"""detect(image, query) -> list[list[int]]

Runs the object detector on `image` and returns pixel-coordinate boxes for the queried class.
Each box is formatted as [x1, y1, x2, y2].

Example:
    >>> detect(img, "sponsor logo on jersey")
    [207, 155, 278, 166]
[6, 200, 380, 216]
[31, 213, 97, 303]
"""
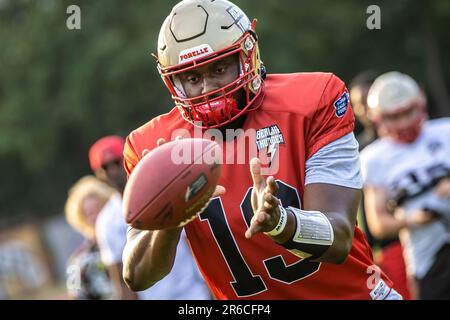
[179, 44, 213, 63]
[334, 91, 349, 118]
[255, 125, 285, 167]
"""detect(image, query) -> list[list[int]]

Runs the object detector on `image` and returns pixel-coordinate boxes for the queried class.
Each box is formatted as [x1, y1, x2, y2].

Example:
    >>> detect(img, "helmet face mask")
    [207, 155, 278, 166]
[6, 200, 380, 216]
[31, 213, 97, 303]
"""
[379, 101, 426, 143]
[156, 0, 265, 129]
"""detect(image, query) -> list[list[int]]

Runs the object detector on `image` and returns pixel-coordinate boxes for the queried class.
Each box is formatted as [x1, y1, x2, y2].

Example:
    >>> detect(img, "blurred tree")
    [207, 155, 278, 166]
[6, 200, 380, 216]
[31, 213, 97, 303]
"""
[0, 0, 449, 220]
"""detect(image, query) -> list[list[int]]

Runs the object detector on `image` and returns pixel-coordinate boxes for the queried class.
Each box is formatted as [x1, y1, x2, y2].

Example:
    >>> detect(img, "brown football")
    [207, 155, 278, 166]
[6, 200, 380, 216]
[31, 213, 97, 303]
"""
[123, 138, 221, 230]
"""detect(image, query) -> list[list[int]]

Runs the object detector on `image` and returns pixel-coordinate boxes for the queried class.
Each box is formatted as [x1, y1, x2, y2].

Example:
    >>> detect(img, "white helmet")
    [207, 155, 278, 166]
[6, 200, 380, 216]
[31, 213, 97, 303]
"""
[156, 0, 265, 128]
[367, 71, 423, 116]
[367, 71, 426, 143]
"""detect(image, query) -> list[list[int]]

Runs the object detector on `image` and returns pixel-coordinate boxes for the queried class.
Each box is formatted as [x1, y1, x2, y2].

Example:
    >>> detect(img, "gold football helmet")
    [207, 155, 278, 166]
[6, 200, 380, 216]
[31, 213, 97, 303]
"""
[156, 0, 265, 128]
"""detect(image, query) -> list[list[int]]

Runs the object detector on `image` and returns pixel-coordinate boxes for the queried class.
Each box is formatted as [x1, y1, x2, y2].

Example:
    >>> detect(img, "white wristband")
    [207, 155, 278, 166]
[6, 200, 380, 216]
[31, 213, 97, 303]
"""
[289, 207, 334, 246]
[264, 205, 288, 237]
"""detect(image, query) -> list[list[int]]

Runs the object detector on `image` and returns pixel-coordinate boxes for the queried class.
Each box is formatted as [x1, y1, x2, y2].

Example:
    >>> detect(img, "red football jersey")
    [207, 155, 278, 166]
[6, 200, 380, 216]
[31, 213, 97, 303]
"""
[124, 73, 394, 299]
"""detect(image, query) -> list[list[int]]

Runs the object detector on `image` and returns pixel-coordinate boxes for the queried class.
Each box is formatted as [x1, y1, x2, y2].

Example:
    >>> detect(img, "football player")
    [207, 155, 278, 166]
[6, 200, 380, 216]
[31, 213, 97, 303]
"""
[361, 71, 450, 299]
[122, 0, 400, 299]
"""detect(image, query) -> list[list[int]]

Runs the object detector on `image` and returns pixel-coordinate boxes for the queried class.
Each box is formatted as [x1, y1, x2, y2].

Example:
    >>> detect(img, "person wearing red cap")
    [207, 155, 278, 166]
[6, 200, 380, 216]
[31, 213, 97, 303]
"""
[89, 136, 128, 194]
[88, 135, 137, 299]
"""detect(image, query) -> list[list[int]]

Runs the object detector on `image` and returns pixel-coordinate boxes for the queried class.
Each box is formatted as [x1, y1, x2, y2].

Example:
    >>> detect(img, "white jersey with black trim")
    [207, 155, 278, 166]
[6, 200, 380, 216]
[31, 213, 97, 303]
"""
[360, 118, 450, 278]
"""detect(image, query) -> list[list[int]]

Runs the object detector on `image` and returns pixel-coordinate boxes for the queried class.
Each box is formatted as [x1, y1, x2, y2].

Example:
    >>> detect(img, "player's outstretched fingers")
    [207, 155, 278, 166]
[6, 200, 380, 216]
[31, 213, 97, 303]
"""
[264, 193, 278, 205]
[157, 138, 167, 147]
[142, 149, 150, 157]
[250, 158, 263, 188]
[263, 193, 278, 210]
[256, 211, 271, 223]
[265, 176, 279, 196]
[245, 211, 270, 239]
[213, 185, 226, 197]
[245, 218, 260, 239]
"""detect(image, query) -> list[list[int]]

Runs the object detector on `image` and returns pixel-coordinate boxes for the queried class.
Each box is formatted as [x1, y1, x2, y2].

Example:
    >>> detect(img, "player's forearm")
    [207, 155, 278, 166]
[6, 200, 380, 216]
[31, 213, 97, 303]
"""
[122, 228, 182, 291]
[318, 211, 354, 263]
[367, 211, 407, 240]
[107, 263, 138, 299]
[364, 186, 406, 239]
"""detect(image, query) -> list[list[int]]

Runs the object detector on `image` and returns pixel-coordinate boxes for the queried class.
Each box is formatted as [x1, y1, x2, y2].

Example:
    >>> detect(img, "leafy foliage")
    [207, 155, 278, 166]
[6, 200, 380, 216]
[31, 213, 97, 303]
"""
[0, 0, 449, 219]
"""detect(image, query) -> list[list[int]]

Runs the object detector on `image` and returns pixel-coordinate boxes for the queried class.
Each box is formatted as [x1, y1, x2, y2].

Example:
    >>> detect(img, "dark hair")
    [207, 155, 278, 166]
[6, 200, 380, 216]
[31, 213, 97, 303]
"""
[349, 70, 380, 90]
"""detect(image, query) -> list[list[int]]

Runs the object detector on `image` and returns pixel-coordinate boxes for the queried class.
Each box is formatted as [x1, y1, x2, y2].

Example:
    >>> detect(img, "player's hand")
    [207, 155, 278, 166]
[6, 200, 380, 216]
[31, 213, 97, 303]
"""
[245, 158, 281, 239]
[435, 178, 450, 198]
[402, 209, 437, 228]
[142, 138, 225, 198]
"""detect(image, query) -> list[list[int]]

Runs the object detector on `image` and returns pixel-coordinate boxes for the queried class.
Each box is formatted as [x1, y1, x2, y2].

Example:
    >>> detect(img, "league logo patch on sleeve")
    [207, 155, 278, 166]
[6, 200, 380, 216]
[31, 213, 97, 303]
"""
[334, 91, 349, 118]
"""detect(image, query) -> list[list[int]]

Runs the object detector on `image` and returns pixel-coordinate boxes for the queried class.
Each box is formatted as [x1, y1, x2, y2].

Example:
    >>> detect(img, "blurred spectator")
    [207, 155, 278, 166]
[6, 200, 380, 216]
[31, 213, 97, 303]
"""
[89, 136, 128, 194]
[64, 176, 116, 300]
[349, 70, 380, 151]
[350, 71, 411, 299]
[89, 136, 212, 300]
[361, 71, 450, 299]
[89, 136, 137, 299]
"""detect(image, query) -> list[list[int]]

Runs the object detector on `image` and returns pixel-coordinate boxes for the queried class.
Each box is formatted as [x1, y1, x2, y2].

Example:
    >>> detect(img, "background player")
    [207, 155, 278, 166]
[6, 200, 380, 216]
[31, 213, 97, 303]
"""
[361, 71, 450, 299]
[349, 71, 411, 299]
